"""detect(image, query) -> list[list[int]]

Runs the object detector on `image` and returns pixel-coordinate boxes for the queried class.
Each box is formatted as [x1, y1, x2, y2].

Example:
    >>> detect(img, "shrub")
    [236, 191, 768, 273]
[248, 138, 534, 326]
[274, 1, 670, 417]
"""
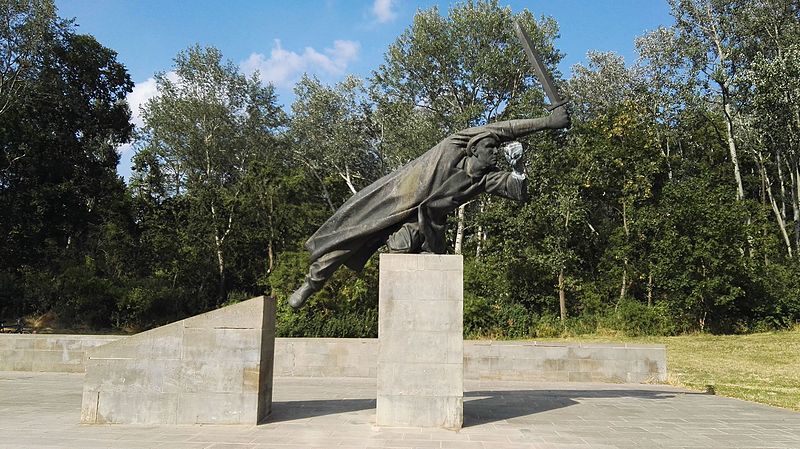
[599, 300, 676, 336]
[269, 251, 378, 338]
[464, 293, 492, 337]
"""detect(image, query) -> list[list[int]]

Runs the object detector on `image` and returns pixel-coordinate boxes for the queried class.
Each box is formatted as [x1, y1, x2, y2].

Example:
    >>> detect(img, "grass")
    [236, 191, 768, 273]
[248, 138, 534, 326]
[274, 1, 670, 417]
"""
[547, 328, 800, 411]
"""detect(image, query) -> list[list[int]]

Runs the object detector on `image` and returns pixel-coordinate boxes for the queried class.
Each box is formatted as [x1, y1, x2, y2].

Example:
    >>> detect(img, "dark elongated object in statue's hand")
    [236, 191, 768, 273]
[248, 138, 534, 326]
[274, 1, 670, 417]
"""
[513, 19, 567, 111]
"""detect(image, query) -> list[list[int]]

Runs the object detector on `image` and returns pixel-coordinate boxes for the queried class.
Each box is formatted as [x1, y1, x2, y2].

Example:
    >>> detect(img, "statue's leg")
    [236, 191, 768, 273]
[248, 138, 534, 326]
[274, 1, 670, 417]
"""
[288, 249, 350, 309]
[386, 223, 423, 253]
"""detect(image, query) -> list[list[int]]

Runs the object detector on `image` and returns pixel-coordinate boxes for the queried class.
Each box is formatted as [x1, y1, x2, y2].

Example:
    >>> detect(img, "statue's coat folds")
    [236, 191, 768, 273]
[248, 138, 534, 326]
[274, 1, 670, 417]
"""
[305, 116, 559, 272]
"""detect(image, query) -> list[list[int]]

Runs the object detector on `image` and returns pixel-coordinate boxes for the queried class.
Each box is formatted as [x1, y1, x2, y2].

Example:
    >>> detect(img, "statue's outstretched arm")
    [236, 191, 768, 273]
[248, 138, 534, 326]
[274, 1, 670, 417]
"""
[460, 104, 571, 141]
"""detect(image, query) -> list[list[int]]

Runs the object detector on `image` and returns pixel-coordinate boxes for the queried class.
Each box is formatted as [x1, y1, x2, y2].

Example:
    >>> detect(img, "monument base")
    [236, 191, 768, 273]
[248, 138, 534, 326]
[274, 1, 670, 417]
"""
[80, 296, 276, 425]
[376, 254, 463, 429]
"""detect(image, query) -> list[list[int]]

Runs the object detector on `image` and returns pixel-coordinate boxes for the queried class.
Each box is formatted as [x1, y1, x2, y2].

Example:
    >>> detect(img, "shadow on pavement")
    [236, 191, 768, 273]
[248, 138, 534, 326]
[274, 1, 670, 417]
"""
[267, 398, 376, 423]
[464, 388, 679, 426]
[265, 388, 686, 426]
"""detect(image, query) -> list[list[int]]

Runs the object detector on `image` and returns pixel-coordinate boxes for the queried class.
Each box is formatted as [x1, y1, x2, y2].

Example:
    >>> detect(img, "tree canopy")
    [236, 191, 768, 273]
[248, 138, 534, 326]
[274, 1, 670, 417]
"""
[2, 0, 800, 336]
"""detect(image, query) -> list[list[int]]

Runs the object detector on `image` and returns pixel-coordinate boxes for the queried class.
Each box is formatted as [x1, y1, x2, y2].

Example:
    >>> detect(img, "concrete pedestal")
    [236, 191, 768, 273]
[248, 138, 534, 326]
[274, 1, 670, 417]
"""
[376, 254, 463, 429]
[80, 296, 276, 425]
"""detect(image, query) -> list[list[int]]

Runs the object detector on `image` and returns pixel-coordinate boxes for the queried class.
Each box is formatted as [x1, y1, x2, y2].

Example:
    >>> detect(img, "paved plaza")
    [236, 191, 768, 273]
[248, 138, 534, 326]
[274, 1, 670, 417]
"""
[1, 371, 799, 449]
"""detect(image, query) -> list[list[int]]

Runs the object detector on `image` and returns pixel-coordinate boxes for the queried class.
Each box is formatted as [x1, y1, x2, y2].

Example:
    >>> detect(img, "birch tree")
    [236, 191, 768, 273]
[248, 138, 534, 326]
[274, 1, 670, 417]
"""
[135, 45, 284, 305]
[289, 75, 377, 209]
[670, 0, 753, 201]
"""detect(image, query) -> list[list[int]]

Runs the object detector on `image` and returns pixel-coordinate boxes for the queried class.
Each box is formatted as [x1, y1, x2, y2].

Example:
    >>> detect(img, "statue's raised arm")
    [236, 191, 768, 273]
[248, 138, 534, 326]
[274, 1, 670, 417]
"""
[459, 104, 571, 141]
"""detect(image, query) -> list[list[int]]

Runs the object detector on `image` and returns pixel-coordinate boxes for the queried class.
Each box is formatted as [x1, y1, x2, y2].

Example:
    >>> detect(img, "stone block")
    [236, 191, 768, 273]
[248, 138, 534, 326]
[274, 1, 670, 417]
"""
[176, 392, 256, 424]
[81, 296, 276, 425]
[181, 328, 263, 362]
[0, 336, 14, 350]
[377, 362, 463, 396]
[377, 330, 462, 364]
[377, 254, 463, 429]
[376, 395, 463, 428]
[90, 326, 182, 360]
[380, 300, 462, 333]
[95, 391, 179, 424]
[12, 337, 35, 350]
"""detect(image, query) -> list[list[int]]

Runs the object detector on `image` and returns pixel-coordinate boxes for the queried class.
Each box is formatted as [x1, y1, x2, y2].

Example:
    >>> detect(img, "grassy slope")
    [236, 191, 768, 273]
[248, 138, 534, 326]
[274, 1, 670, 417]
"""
[549, 329, 800, 411]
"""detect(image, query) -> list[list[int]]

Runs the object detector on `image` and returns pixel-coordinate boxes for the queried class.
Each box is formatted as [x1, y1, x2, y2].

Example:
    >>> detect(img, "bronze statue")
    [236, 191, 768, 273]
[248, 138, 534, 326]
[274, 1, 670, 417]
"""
[288, 107, 571, 308]
[289, 20, 571, 309]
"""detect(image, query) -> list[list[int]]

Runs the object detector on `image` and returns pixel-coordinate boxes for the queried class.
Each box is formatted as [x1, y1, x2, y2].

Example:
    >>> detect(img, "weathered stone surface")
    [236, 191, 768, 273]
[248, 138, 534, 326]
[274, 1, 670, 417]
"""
[79, 296, 276, 425]
[1, 336, 667, 384]
[0, 334, 118, 373]
[275, 338, 377, 378]
[376, 394, 463, 428]
[377, 254, 463, 429]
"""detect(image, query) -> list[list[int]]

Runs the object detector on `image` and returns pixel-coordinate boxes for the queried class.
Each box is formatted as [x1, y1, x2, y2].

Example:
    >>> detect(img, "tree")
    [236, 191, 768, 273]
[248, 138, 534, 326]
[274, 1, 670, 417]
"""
[0, 8, 134, 324]
[134, 45, 285, 306]
[289, 75, 378, 209]
[0, 0, 62, 117]
[670, 0, 752, 201]
[738, 0, 800, 258]
[567, 51, 665, 307]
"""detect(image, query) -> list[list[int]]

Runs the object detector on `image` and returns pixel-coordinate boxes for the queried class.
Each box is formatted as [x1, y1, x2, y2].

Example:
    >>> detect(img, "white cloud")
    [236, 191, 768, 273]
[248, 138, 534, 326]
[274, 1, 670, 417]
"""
[126, 77, 158, 129]
[116, 142, 134, 156]
[240, 39, 360, 88]
[372, 0, 397, 23]
[118, 71, 178, 155]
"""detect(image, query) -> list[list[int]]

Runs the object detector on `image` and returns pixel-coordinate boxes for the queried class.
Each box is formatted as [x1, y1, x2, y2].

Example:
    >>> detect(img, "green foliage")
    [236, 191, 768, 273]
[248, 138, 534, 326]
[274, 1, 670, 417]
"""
[4, 0, 800, 336]
[269, 251, 378, 338]
[290, 75, 379, 202]
[463, 293, 492, 337]
[132, 44, 287, 309]
[598, 300, 676, 337]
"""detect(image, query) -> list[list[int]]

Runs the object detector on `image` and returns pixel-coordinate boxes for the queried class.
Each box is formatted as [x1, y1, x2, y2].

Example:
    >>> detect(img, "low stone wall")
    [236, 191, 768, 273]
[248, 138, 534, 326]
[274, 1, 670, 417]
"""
[0, 334, 120, 373]
[1, 335, 667, 383]
[276, 338, 378, 378]
[465, 340, 666, 383]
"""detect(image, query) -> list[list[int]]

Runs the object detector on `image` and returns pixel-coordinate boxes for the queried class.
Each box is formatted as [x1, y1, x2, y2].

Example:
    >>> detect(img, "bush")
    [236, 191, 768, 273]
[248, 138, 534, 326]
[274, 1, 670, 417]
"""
[58, 263, 120, 329]
[269, 251, 378, 338]
[491, 300, 532, 338]
[113, 278, 191, 331]
[598, 300, 676, 336]
[530, 313, 563, 338]
[464, 293, 493, 337]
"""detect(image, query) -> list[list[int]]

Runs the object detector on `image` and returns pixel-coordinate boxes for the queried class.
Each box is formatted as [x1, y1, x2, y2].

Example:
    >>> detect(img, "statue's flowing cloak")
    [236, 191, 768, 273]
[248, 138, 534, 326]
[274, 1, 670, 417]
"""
[305, 117, 554, 271]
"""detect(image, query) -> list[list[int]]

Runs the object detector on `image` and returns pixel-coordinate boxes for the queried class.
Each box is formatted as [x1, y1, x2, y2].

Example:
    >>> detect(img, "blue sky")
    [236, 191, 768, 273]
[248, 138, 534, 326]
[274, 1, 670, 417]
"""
[55, 0, 674, 179]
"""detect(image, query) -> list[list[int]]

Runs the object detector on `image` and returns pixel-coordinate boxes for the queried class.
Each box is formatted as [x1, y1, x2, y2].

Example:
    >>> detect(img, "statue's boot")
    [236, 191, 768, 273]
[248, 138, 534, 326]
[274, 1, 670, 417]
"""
[288, 278, 318, 309]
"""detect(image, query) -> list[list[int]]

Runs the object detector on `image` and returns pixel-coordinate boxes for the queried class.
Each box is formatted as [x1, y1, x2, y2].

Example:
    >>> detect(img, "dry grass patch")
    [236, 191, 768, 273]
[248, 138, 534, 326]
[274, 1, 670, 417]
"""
[545, 329, 800, 411]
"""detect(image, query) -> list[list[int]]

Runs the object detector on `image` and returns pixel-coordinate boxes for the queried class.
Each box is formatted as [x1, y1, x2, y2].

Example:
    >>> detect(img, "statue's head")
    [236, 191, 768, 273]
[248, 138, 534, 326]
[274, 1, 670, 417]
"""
[466, 132, 500, 168]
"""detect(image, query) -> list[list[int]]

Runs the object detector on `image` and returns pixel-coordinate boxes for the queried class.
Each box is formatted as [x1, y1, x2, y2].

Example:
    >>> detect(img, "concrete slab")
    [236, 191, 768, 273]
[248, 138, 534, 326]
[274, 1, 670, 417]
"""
[2, 371, 799, 448]
[80, 296, 276, 425]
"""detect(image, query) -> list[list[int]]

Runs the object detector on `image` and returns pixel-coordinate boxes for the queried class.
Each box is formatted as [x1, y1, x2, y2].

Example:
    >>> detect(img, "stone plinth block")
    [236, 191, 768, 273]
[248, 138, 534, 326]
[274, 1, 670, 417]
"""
[377, 254, 463, 429]
[80, 296, 276, 425]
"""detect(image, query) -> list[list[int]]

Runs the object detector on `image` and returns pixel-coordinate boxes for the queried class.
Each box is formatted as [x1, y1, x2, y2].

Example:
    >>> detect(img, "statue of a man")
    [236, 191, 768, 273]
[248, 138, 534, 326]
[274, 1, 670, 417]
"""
[289, 105, 571, 308]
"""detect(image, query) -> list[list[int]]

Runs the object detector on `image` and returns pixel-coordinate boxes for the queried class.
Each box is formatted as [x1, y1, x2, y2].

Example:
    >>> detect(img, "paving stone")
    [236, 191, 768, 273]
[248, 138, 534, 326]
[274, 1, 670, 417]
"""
[2, 371, 800, 448]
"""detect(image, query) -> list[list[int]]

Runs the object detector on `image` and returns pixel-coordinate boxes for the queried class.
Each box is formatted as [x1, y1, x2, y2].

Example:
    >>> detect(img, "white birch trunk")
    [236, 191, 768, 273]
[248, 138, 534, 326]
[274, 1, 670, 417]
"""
[558, 268, 567, 321]
[454, 204, 465, 255]
[758, 153, 794, 258]
[723, 100, 745, 201]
